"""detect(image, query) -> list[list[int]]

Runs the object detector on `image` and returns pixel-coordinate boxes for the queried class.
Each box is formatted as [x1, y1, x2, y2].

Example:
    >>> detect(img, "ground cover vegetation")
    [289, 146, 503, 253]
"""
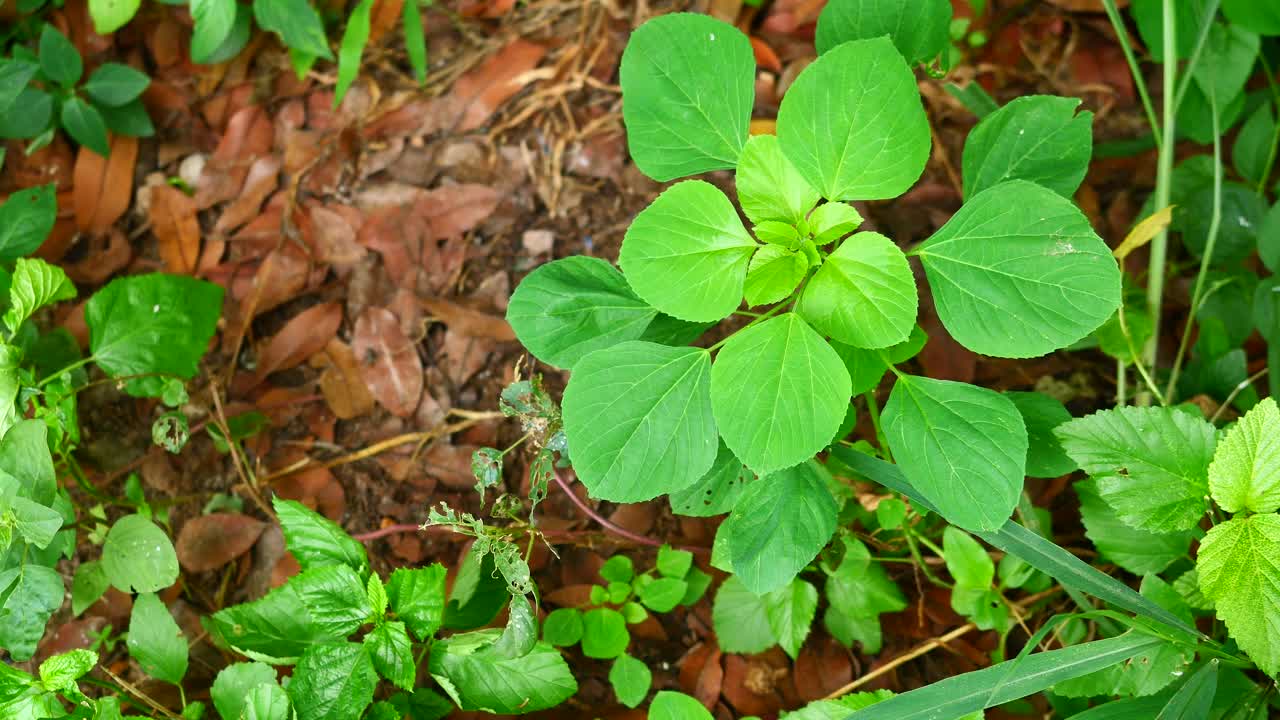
[1, 0, 1280, 718]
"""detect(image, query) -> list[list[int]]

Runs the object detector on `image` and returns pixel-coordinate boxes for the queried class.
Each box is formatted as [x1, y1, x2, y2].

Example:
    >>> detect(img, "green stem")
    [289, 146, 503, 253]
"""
[1139, 0, 1179, 404]
[1101, 0, 1161, 143]
[1270, 341, 1280, 401]
[903, 526, 950, 588]
[863, 390, 892, 462]
[1170, 0, 1222, 113]
[706, 301, 788, 352]
[38, 356, 94, 388]
[1165, 86, 1223, 402]
[1116, 358, 1127, 406]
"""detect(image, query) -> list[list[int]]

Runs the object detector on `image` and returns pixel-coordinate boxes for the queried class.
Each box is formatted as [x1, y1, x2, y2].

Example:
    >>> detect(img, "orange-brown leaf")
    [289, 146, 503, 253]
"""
[319, 339, 376, 419]
[176, 514, 266, 572]
[246, 302, 343, 389]
[451, 39, 547, 132]
[72, 134, 138, 234]
[352, 306, 423, 417]
[150, 185, 201, 274]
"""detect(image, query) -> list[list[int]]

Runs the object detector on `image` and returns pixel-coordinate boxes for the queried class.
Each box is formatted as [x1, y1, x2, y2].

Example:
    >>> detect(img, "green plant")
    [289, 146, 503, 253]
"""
[0, 23, 153, 157]
[540, 545, 710, 708]
[0, 187, 222, 675]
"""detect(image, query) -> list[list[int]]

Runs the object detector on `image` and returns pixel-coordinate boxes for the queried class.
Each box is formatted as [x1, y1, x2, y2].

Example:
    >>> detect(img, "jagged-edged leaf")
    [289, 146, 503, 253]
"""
[1197, 514, 1280, 675]
[1075, 479, 1192, 576]
[1208, 397, 1280, 514]
[1055, 406, 1216, 533]
[619, 13, 753, 180]
[776, 37, 929, 201]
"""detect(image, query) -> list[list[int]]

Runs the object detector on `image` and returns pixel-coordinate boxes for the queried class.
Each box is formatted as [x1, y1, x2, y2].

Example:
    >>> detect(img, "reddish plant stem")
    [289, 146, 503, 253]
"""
[353, 523, 428, 542]
[551, 469, 710, 556]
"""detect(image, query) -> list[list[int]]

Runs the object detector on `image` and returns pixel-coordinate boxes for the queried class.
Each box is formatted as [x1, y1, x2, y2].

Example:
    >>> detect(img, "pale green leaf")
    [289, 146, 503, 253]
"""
[190, 0, 238, 62]
[961, 95, 1092, 200]
[581, 608, 629, 659]
[365, 620, 414, 691]
[916, 180, 1121, 358]
[650, 691, 713, 720]
[883, 375, 1027, 532]
[657, 545, 693, 579]
[722, 461, 838, 594]
[242, 683, 291, 720]
[386, 564, 447, 641]
[37, 649, 96, 693]
[668, 440, 753, 517]
[542, 608, 583, 646]
[507, 256, 655, 369]
[942, 527, 994, 588]
[11, 497, 63, 549]
[1075, 479, 1192, 576]
[609, 655, 651, 709]
[102, 514, 179, 593]
[619, 181, 757, 322]
[619, 13, 753, 180]
[824, 540, 906, 654]
[71, 560, 109, 617]
[1197, 514, 1280, 675]
[4, 258, 75, 334]
[88, 0, 142, 34]
[1208, 397, 1280, 514]
[711, 313, 850, 474]
[128, 592, 187, 685]
[743, 245, 808, 306]
[735, 134, 819, 224]
[777, 37, 929, 201]
[334, 0, 373, 105]
[563, 342, 715, 501]
[1005, 391, 1077, 478]
[809, 202, 863, 245]
[831, 324, 927, 396]
[211, 662, 278, 720]
[1055, 406, 1216, 533]
[288, 643, 377, 720]
[429, 631, 577, 714]
[712, 575, 776, 653]
[797, 231, 916, 348]
[1234, 100, 1275, 186]
[815, 0, 952, 63]
[765, 579, 818, 659]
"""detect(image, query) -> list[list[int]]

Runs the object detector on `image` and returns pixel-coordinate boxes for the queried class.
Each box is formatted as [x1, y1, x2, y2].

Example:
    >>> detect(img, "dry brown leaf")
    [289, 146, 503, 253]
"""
[451, 39, 547, 132]
[150, 185, 201, 274]
[242, 302, 343, 392]
[175, 513, 267, 572]
[368, 0, 405, 43]
[542, 584, 596, 608]
[196, 105, 273, 209]
[307, 205, 367, 268]
[214, 156, 281, 234]
[319, 340, 376, 419]
[72, 134, 138, 234]
[793, 636, 853, 701]
[420, 298, 514, 341]
[274, 466, 346, 521]
[352, 306, 422, 417]
[416, 184, 500, 239]
[679, 644, 725, 709]
[65, 228, 131, 284]
[421, 442, 476, 489]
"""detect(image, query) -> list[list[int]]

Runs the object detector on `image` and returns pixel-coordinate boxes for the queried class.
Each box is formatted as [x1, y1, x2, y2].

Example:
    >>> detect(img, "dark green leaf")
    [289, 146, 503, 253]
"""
[1075, 479, 1193, 576]
[1155, 660, 1218, 719]
[668, 440, 753, 517]
[288, 643, 377, 720]
[71, 560, 109, 616]
[824, 539, 906, 654]
[1192, 23, 1259, 105]
[0, 184, 55, 261]
[387, 564, 446, 641]
[1234, 100, 1275, 186]
[402, 0, 427, 84]
[253, 0, 333, 59]
[86, 274, 224, 397]
[1005, 391, 1077, 478]
[765, 578, 817, 659]
[127, 592, 187, 685]
[365, 620, 414, 690]
[0, 60, 38, 116]
[961, 95, 1093, 199]
[98, 98, 154, 137]
[0, 565, 62, 661]
[0, 421, 56, 505]
[293, 564, 371, 635]
[38, 25, 82, 87]
[428, 630, 577, 714]
[712, 575, 776, 653]
[272, 497, 369, 574]
[619, 13, 753, 180]
[84, 63, 150, 107]
[0, 88, 53, 139]
[815, 0, 951, 63]
[1223, 0, 1280, 34]
[61, 98, 110, 158]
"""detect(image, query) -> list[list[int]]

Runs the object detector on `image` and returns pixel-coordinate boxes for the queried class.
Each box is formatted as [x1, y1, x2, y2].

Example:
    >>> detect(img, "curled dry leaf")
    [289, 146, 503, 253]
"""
[351, 306, 423, 417]
[65, 228, 132, 284]
[150, 185, 201, 274]
[214, 156, 281, 234]
[242, 302, 343, 392]
[318, 339, 376, 420]
[306, 205, 367, 268]
[72, 134, 138, 234]
[196, 105, 274, 209]
[451, 39, 548, 132]
[273, 466, 346, 521]
[175, 513, 267, 573]
[420, 298, 514, 341]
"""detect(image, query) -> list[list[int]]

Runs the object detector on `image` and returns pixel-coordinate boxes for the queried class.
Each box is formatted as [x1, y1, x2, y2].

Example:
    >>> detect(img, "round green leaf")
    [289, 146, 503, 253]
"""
[651, 691, 714, 720]
[743, 245, 808, 307]
[637, 578, 687, 613]
[797, 231, 916, 348]
[722, 462, 838, 594]
[736, 134, 820, 224]
[777, 37, 929, 201]
[507, 256, 656, 369]
[961, 95, 1093, 200]
[619, 13, 754, 181]
[563, 342, 716, 502]
[711, 313, 850, 474]
[89, 0, 142, 34]
[883, 376, 1027, 532]
[916, 180, 1121, 358]
[102, 514, 179, 593]
[1208, 397, 1280, 515]
[1192, 23, 1260, 105]
[609, 655, 652, 709]
[1005, 391, 1077, 479]
[542, 608, 583, 647]
[712, 575, 777, 654]
[191, 0, 239, 62]
[668, 439, 753, 517]
[580, 608, 629, 659]
[619, 181, 757, 322]
[212, 662, 279, 720]
[815, 0, 952, 63]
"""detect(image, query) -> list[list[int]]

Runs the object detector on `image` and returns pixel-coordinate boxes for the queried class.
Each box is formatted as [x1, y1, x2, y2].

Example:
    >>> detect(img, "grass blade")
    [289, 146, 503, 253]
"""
[843, 634, 1165, 720]
[1155, 660, 1218, 720]
[830, 446, 1200, 637]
